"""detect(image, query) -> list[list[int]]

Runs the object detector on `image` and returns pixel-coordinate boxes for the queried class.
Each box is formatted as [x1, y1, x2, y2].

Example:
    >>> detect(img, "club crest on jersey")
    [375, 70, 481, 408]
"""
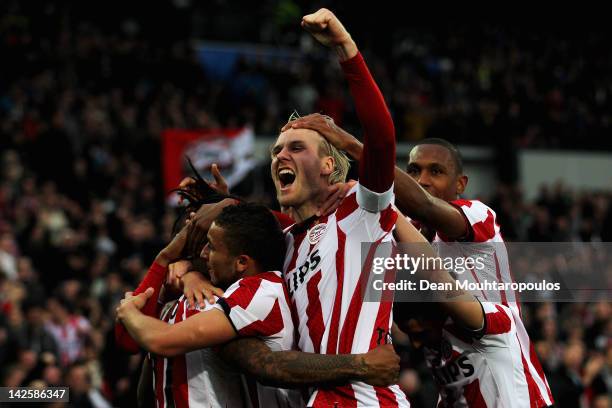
[308, 224, 326, 245]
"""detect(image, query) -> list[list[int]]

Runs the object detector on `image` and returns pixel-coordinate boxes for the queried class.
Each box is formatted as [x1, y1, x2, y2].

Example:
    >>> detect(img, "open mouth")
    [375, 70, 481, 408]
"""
[278, 168, 296, 188]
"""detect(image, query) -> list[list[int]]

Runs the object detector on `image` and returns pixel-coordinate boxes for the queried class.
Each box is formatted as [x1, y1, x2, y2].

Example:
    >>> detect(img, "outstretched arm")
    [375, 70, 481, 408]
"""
[394, 211, 483, 330]
[116, 291, 236, 357]
[220, 337, 399, 388]
[301, 8, 395, 195]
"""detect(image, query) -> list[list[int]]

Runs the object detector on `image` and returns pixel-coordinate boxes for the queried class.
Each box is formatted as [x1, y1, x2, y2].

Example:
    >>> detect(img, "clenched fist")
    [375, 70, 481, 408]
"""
[301, 8, 357, 61]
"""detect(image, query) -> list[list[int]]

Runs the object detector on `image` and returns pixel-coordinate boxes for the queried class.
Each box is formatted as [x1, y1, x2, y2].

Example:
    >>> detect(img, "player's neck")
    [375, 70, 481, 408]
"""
[286, 201, 318, 223]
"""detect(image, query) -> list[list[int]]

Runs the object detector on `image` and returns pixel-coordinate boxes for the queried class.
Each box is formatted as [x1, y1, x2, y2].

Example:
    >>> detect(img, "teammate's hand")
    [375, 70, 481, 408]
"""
[157, 227, 189, 266]
[301, 8, 351, 48]
[190, 198, 237, 233]
[116, 288, 154, 320]
[178, 163, 230, 203]
[166, 260, 193, 288]
[360, 344, 400, 386]
[181, 271, 225, 309]
[209, 163, 229, 195]
[281, 113, 360, 157]
[317, 180, 357, 216]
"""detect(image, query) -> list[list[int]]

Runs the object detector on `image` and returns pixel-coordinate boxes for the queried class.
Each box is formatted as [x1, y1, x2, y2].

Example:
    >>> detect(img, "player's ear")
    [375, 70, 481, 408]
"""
[235, 255, 249, 273]
[321, 155, 334, 177]
[456, 174, 468, 195]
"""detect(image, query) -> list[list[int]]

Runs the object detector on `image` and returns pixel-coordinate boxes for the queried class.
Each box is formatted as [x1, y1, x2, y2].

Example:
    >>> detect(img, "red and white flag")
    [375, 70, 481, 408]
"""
[161, 127, 256, 203]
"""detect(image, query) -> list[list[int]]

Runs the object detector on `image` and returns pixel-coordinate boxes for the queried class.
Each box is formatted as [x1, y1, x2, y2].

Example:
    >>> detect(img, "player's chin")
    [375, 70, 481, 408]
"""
[277, 194, 293, 207]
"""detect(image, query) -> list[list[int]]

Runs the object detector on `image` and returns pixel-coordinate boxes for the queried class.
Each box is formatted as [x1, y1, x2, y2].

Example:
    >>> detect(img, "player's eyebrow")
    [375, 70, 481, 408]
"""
[270, 143, 283, 157]
[429, 163, 447, 171]
[271, 140, 305, 157]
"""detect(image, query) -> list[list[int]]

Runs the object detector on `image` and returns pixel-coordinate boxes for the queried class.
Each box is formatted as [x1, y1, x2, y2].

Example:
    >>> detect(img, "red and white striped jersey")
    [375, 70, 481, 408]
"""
[151, 271, 302, 408]
[213, 271, 303, 408]
[151, 296, 244, 408]
[284, 183, 409, 407]
[425, 199, 553, 407]
[150, 296, 243, 408]
[424, 302, 533, 408]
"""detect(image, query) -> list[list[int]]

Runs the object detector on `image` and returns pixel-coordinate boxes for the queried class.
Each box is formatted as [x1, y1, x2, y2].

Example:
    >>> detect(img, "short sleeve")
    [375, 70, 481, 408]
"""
[212, 277, 285, 338]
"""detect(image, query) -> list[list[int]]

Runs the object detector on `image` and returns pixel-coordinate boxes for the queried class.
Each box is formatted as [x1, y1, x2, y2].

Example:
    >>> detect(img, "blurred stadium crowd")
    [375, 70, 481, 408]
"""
[0, 1, 610, 407]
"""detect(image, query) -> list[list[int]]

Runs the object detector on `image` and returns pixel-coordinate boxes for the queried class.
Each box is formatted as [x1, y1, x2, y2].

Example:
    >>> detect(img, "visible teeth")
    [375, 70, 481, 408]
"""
[278, 168, 296, 186]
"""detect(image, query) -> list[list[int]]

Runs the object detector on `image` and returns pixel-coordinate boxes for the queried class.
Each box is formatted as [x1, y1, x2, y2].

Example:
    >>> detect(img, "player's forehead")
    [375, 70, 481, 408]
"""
[207, 222, 225, 247]
[408, 144, 454, 169]
[273, 128, 323, 150]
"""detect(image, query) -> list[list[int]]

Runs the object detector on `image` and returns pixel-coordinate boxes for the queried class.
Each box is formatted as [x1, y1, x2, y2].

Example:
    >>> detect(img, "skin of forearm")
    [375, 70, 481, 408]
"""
[122, 310, 171, 356]
[334, 38, 358, 62]
[347, 137, 460, 233]
[395, 213, 483, 329]
[154, 253, 170, 267]
[346, 139, 447, 220]
[220, 339, 367, 388]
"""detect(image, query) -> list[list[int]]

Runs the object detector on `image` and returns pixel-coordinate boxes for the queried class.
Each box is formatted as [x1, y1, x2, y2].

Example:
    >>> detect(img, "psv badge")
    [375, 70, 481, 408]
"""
[308, 224, 326, 245]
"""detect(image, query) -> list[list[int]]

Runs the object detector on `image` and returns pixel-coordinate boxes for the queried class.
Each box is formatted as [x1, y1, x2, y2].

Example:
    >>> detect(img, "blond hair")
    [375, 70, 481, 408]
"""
[318, 138, 350, 184]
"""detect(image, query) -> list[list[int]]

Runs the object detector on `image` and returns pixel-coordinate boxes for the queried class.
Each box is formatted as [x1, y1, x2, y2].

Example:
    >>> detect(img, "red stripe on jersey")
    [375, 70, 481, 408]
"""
[326, 227, 346, 355]
[463, 379, 487, 408]
[258, 271, 284, 284]
[485, 305, 512, 335]
[306, 271, 324, 353]
[369, 246, 397, 350]
[286, 231, 307, 273]
[238, 299, 284, 337]
[529, 341, 554, 404]
[374, 386, 399, 408]
[286, 225, 307, 348]
[272, 210, 294, 229]
[378, 205, 397, 233]
[224, 278, 262, 310]
[493, 253, 508, 307]
[336, 192, 359, 222]
[471, 210, 496, 242]
[338, 238, 383, 353]
[172, 301, 189, 408]
[154, 302, 177, 408]
[452, 199, 473, 208]
[518, 334, 543, 408]
[313, 385, 357, 408]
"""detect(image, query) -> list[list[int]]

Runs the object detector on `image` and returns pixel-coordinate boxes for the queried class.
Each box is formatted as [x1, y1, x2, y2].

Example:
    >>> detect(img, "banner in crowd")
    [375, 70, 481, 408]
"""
[161, 127, 256, 203]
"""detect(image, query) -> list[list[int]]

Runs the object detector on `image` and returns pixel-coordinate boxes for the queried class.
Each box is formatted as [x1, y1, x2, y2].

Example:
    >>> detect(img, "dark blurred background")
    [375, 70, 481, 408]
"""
[0, 1, 610, 407]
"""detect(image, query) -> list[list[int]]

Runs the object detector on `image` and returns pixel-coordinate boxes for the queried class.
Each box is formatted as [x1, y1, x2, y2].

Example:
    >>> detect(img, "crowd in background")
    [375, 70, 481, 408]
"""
[0, 1, 610, 407]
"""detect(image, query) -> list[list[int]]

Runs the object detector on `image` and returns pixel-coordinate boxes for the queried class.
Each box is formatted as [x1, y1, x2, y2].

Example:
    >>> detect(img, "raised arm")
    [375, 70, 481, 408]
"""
[220, 337, 399, 388]
[301, 8, 395, 194]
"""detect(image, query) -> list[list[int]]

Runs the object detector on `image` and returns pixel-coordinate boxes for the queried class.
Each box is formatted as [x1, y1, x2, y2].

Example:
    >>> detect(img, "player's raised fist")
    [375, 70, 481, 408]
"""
[301, 8, 352, 48]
